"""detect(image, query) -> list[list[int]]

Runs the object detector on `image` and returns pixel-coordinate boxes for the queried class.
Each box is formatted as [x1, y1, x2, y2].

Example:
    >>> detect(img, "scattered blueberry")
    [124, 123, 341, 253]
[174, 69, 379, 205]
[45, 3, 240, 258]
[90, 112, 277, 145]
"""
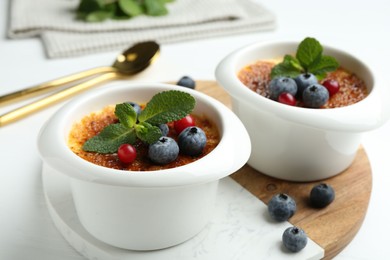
[310, 183, 335, 208]
[177, 76, 196, 89]
[302, 84, 329, 108]
[148, 137, 179, 164]
[269, 77, 297, 100]
[294, 73, 318, 96]
[158, 124, 169, 136]
[178, 126, 207, 156]
[126, 101, 142, 116]
[268, 193, 296, 222]
[282, 226, 308, 252]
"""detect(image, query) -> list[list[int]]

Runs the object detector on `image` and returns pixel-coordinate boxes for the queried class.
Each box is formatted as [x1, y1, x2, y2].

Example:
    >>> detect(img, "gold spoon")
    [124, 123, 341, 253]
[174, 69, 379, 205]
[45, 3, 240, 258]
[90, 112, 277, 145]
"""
[0, 41, 160, 105]
[0, 41, 159, 127]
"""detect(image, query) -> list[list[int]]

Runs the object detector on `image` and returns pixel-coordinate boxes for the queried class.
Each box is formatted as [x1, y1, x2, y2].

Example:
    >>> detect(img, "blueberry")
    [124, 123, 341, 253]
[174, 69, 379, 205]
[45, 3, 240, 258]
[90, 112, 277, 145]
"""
[158, 124, 169, 136]
[268, 77, 297, 100]
[310, 183, 335, 208]
[177, 76, 196, 89]
[126, 101, 142, 116]
[178, 126, 207, 156]
[148, 137, 179, 164]
[282, 226, 308, 252]
[294, 73, 318, 96]
[302, 84, 329, 108]
[267, 193, 296, 222]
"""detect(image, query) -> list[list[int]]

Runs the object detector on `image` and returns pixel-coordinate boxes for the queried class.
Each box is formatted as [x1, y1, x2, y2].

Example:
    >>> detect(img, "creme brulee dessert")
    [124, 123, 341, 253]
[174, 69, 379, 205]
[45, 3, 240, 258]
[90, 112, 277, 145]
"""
[238, 38, 368, 108]
[67, 90, 220, 171]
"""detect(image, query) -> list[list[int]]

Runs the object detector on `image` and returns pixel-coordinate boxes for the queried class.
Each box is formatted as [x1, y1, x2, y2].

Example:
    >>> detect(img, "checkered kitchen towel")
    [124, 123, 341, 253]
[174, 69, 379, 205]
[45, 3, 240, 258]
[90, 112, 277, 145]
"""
[8, 0, 276, 58]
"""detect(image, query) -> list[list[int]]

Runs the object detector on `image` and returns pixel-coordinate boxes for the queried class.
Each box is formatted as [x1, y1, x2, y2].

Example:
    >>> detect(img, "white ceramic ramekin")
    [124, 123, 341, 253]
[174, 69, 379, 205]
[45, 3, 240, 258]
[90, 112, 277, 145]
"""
[216, 40, 389, 181]
[37, 83, 251, 250]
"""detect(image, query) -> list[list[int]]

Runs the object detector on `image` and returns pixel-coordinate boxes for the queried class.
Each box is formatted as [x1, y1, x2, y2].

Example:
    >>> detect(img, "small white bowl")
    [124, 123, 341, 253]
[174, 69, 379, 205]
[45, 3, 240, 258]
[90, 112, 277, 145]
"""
[37, 83, 251, 250]
[216, 40, 389, 181]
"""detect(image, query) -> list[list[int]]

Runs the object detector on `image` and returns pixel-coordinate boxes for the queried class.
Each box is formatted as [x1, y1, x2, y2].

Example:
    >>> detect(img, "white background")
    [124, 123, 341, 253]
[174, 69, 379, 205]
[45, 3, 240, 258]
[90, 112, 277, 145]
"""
[1, 0, 389, 259]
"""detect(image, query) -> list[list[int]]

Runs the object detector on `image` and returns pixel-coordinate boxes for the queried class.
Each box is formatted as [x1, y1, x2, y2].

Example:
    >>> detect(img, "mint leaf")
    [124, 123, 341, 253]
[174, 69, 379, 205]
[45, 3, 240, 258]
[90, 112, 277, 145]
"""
[135, 122, 162, 144]
[115, 103, 137, 128]
[138, 90, 195, 125]
[296, 37, 323, 70]
[85, 10, 112, 22]
[271, 55, 303, 79]
[118, 0, 143, 17]
[82, 123, 136, 153]
[271, 37, 339, 80]
[308, 55, 340, 80]
[77, 0, 104, 13]
[144, 0, 168, 16]
[76, 0, 173, 22]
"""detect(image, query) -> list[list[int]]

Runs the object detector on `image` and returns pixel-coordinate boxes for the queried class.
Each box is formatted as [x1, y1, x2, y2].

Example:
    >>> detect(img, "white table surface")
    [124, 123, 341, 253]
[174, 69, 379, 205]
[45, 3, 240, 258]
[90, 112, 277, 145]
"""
[1, 0, 390, 259]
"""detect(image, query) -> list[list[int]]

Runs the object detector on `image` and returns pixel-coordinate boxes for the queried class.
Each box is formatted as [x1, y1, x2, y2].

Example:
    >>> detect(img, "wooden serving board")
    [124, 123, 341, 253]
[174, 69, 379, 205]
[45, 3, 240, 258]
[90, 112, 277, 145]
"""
[196, 80, 372, 260]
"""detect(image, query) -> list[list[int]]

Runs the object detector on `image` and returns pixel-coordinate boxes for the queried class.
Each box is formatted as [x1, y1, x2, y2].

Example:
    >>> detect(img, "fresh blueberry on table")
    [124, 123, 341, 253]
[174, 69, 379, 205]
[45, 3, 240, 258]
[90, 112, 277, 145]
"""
[267, 193, 296, 222]
[178, 126, 207, 156]
[177, 76, 196, 89]
[269, 77, 297, 100]
[302, 84, 329, 108]
[282, 226, 308, 252]
[294, 73, 318, 96]
[148, 137, 179, 164]
[310, 183, 335, 208]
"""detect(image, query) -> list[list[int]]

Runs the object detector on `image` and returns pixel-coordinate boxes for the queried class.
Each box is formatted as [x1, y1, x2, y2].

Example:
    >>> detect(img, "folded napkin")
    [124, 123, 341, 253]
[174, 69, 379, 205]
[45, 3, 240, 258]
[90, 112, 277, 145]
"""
[8, 0, 276, 58]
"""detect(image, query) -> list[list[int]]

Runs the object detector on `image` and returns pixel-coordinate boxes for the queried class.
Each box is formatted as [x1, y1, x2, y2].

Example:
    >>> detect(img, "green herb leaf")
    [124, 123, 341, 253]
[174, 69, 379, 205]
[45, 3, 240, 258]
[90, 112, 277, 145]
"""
[82, 123, 136, 153]
[270, 37, 339, 80]
[144, 0, 168, 16]
[135, 122, 162, 144]
[308, 55, 340, 80]
[271, 55, 303, 79]
[138, 90, 195, 125]
[115, 103, 137, 128]
[118, 0, 143, 17]
[76, 0, 173, 22]
[77, 0, 104, 13]
[85, 10, 112, 22]
[296, 37, 323, 70]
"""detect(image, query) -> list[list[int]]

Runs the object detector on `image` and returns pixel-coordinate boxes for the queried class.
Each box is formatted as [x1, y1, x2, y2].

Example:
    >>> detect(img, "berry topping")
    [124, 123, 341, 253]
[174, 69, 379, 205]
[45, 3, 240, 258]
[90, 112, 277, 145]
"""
[322, 79, 340, 96]
[302, 84, 329, 108]
[177, 76, 196, 89]
[148, 137, 179, 164]
[267, 193, 297, 222]
[278, 92, 297, 106]
[126, 101, 142, 116]
[158, 123, 169, 136]
[268, 77, 298, 100]
[310, 183, 335, 208]
[178, 126, 207, 156]
[174, 115, 196, 134]
[294, 73, 318, 96]
[282, 226, 308, 252]
[117, 144, 137, 164]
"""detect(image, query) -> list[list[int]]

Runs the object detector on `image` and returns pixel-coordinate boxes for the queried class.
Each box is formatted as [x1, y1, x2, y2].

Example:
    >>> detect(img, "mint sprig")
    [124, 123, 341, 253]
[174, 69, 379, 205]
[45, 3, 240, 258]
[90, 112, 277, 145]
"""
[76, 0, 174, 22]
[82, 90, 195, 153]
[271, 37, 339, 80]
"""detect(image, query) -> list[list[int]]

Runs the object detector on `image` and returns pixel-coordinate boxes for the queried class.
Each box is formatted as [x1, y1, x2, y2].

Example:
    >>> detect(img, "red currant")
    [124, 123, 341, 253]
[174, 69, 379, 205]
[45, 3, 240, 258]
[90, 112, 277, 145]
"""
[174, 115, 195, 134]
[278, 92, 296, 106]
[322, 79, 340, 96]
[117, 144, 137, 164]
